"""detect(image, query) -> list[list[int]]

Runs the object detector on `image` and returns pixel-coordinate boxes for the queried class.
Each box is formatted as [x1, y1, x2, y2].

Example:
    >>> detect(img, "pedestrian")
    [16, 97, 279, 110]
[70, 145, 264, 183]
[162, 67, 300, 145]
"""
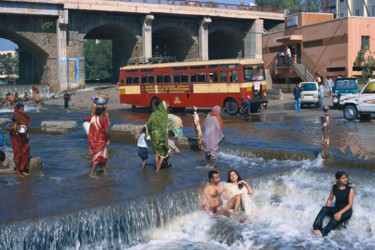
[137, 127, 149, 171]
[326, 76, 334, 96]
[203, 106, 224, 167]
[88, 106, 110, 177]
[33, 90, 41, 112]
[240, 97, 251, 115]
[318, 82, 324, 110]
[293, 83, 302, 111]
[63, 90, 71, 111]
[315, 71, 322, 85]
[167, 113, 183, 137]
[285, 46, 291, 65]
[311, 171, 354, 237]
[146, 101, 169, 172]
[23, 92, 29, 108]
[5, 103, 31, 177]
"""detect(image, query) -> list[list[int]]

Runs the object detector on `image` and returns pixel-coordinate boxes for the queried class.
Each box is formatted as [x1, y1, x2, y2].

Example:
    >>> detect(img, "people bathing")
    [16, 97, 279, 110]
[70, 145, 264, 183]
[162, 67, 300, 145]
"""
[311, 171, 354, 237]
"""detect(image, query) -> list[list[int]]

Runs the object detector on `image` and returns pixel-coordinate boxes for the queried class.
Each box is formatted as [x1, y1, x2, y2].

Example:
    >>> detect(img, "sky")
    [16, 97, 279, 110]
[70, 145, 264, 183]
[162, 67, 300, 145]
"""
[0, 0, 255, 51]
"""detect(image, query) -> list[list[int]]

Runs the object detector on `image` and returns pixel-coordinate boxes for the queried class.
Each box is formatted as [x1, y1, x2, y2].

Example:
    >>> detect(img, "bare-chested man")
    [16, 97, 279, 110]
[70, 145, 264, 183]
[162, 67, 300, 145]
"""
[203, 170, 241, 217]
[33, 90, 41, 112]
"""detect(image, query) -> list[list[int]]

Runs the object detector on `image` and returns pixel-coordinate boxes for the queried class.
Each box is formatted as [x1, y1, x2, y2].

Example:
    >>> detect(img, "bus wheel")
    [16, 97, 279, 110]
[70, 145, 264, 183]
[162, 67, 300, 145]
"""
[225, 99, 239, 115]
[151, 98, 161, 111]
[250, 105, 260, 113]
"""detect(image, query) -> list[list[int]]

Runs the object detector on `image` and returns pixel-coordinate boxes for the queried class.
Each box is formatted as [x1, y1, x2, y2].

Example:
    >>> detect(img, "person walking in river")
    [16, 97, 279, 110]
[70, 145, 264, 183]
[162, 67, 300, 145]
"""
[311, 171, 354, 237]
[168, 113, 183, 137]
[33, 90, 42, 112]
[5, 103, 31, 177]
[146, 101, 169, 172]
[137, 126, 149, 171]
[203, 106, 224, 167]
[88, 106, 110, 177]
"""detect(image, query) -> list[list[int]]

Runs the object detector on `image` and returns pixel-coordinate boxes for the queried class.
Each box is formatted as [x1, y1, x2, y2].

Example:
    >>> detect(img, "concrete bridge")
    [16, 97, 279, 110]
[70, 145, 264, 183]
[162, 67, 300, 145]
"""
[0, 0, 284, 91]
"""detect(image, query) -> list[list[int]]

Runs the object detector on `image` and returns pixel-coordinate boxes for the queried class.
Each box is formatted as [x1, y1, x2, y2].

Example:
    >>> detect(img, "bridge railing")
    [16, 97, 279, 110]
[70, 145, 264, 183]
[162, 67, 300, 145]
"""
[112, 0, 285, 14]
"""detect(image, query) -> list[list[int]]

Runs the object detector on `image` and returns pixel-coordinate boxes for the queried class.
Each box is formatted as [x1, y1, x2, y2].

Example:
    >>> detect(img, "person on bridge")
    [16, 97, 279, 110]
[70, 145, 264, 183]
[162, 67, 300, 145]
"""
[88, 106, 110, 177]
[6, 103, 31, 177]
[203, 106, 224, 167]
[146, 101, 169, 172]
[311, 171, 354, 237]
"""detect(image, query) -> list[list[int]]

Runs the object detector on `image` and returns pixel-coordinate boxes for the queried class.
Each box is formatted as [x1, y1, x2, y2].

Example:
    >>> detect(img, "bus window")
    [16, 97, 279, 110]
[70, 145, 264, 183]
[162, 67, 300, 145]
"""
[142, 75, 154, 84]
[181, 74, 189, 83]
[197, 74, 206, 83]
[230, 71, 238, 83]
[164, 75, 171, 83]
[220, 71, 226, 82]
[173, 75, 180, 83]
[221, 64, 239, 69]
[157, 75, 163, 84]
[148, 76, 154, 84]
[244, 66, 265, 82]
[208, 72, 218, 83]
[126, 76, 139, 84]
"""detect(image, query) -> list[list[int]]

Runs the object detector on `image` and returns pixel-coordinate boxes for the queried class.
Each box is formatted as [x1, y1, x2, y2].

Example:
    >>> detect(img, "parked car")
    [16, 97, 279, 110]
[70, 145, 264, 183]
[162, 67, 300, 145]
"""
[299, 81, 319, 107]
[340, 79, 375, 121]
[332, 78, 360, 109]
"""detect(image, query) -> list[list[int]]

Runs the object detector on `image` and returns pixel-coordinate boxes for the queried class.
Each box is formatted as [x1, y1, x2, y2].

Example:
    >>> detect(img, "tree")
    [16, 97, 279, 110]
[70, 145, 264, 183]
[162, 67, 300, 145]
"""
[84, 40, 112, 81]
[353, 49, 375, 84]
[0, 52, 18, 76]
[254, 0, 324, 12]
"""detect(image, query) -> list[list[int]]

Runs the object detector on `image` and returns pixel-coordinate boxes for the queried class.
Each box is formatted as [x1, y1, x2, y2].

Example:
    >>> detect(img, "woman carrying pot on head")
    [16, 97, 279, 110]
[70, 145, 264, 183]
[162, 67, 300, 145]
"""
[91, 93, 110, 125]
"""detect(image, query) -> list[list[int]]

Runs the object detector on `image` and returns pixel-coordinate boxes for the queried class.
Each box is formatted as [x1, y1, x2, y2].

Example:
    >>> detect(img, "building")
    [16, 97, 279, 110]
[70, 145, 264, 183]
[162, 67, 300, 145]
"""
[262, 12, 375, 91]
[324, 0, 375, 17]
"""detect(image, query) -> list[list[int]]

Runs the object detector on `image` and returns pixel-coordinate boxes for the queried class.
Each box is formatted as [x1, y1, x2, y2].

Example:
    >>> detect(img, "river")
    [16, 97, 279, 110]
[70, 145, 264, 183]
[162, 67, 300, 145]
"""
[0, 102, 374, 249]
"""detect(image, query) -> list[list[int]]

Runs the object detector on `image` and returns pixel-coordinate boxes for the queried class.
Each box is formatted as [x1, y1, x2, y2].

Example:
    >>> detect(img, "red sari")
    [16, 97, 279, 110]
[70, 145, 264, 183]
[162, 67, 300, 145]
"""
[12, 106, 31, 173]
[88, 116, 109, 166]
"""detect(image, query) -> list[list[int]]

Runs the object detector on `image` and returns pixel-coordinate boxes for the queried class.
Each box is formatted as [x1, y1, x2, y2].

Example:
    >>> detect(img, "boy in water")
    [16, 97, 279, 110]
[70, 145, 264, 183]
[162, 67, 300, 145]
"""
[137, 127, 148, 170]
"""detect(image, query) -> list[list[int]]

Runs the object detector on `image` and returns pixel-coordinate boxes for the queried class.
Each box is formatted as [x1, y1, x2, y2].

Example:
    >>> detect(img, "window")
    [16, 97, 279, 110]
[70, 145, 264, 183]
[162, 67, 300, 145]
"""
[363, 82, 375, 93]
[208, 72, 218, 83]
[191, 74, 206, 83]
[220, 71, 226, 82]
[362, 36, 369, 50]
[230, 71, 238, 82]
[303, 39, 323, 48]
[141, 75, 154, 84]
[372, 6, 375, 17]
[355, 9, 360, 16]
[173, 75, 188, 83]
[126, 76, 139, 84]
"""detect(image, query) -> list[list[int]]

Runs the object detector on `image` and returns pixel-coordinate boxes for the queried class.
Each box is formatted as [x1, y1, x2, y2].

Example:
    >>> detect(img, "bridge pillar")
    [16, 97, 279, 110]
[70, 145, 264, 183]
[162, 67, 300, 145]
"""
[143, 15, 154, 63]
[244, 18, 263, 59]
[199, 17, 211, 61]
[57, 10, 68, 91]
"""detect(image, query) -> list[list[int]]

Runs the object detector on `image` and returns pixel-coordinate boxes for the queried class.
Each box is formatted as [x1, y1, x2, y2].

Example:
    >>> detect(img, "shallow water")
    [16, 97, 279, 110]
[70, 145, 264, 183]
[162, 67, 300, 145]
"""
[0, 104, 375, 249]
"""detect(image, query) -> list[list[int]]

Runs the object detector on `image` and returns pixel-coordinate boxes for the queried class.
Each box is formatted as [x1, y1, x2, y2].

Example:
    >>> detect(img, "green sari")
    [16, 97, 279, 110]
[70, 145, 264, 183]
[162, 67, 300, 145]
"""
[146, 101, 169, 158]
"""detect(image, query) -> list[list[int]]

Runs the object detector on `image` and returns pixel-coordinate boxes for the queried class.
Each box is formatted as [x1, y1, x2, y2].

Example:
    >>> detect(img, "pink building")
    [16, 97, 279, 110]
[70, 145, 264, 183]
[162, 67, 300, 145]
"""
[263, 13, 375, 91]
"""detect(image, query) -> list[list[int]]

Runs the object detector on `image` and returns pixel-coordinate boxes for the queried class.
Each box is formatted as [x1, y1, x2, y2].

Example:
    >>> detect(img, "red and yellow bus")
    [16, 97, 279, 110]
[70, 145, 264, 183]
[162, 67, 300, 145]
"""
[118, 58, 267, 114]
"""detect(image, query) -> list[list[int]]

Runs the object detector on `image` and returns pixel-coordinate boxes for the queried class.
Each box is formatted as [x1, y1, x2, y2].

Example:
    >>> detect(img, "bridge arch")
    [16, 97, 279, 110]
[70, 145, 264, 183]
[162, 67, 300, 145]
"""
[152, 27, 195, 61]
[83, 24, 138, 83]
[209, 30, 243, 60]
[0, 27, 49, 85]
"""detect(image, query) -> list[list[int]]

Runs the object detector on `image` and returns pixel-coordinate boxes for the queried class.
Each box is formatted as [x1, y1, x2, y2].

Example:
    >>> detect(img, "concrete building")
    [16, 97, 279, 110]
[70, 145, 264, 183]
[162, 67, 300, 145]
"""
[263, 12, 375, 92]
[324, 0, 375, 17]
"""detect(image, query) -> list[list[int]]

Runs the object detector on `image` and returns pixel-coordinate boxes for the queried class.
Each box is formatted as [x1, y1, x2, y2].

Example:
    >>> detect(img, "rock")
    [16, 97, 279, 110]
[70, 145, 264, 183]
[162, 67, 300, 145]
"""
[0, 152, 43, 175]
[111, 124, 144, 134]
[41, 120, 77, 129]
[0, 118, 9, 125]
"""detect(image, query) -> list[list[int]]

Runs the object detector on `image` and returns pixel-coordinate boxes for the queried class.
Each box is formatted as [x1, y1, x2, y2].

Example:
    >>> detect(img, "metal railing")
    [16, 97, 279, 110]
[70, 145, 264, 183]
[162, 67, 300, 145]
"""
[110, 0, 285, 13]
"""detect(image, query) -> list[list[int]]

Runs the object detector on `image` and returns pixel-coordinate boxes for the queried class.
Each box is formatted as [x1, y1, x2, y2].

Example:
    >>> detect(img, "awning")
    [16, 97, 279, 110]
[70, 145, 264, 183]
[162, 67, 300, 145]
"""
[275, 35, 302, 43]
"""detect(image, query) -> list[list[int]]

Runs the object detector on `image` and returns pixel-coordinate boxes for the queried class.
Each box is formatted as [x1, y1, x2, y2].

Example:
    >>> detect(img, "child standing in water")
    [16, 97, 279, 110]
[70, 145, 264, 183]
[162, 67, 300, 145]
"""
[137, 127, 149, 170]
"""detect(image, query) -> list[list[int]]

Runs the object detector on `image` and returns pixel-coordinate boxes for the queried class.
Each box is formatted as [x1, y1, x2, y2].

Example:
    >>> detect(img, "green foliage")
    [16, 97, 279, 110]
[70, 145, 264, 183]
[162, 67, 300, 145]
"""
[0, 52, 19, 77]
[353, 49, 375, 84]
[84, 40, 112, 80]
[41, 21, 54, 31]
[254, 0, 324, 12]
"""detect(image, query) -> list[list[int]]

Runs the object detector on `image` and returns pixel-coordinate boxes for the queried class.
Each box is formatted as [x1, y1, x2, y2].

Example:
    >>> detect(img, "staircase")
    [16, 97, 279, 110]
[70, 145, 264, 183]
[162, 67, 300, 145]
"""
[291, 63, 315, 82]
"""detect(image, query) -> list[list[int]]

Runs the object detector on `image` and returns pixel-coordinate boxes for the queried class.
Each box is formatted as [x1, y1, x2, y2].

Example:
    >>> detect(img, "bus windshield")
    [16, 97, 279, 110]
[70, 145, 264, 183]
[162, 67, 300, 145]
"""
[243, 65, 265, 82]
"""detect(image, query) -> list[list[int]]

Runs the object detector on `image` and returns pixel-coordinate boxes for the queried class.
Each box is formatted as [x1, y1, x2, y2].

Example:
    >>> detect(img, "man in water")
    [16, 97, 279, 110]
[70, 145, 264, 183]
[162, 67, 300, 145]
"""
[203, 170, 241, 217]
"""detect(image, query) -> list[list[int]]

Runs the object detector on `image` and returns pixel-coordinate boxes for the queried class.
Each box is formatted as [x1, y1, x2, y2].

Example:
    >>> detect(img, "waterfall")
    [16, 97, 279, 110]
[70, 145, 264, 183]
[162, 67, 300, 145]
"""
[0, 188, 201, 249]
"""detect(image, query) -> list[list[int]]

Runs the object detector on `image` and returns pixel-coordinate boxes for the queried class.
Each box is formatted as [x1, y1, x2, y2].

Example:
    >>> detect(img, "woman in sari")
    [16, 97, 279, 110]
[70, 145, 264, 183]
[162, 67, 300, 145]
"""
[203, 105, 224, 167]
[6, 103, 31, 177]
[146, 101, 169, 172]
[88, 107, 110, 177]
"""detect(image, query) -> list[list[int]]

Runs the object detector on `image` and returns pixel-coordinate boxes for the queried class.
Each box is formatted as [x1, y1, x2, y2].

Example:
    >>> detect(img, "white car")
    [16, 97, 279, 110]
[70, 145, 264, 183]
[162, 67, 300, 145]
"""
[299, 82, 319, 107]
[340, 79, 375, 120]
